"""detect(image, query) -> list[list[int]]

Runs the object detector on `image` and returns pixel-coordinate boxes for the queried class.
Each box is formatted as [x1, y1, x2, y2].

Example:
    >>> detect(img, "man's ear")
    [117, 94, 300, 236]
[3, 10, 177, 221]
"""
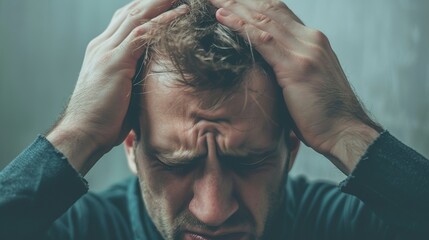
[124, 130, 138, 175]
[286, 131, 300, 171]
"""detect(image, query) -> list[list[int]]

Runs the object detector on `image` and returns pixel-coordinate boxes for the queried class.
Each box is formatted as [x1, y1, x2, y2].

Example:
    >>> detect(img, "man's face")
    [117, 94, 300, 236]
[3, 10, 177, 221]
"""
[125, 61, 296, 240]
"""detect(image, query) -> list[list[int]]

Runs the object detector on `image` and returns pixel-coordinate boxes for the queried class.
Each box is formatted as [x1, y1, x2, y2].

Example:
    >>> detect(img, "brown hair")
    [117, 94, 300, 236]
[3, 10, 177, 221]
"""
[134, 0, 274, 92]
[131, 0, 287, 138]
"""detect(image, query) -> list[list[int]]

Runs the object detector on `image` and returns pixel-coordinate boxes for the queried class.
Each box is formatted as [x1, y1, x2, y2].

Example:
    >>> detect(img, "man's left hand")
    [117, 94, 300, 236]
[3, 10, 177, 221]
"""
[210, 0, 381, 174]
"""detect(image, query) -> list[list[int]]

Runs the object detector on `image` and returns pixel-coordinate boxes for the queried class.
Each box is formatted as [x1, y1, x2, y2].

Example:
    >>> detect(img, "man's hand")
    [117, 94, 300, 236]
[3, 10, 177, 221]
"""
[210, 0, 381, 174]
[47, 0, 189, 175]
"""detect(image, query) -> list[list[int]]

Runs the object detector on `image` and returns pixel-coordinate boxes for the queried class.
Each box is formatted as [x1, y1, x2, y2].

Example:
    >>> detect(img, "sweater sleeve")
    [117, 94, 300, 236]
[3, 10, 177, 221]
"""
[340, 131, 429, 236]
[0, 136, 88, 240]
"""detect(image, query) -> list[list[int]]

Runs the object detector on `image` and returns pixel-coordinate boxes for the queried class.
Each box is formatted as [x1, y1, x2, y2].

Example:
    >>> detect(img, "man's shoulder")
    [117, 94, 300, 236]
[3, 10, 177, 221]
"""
[286, 176, 367, 219]
[285, 176, 381, 238]
[48, 177, 138, 239]
[76, 176, 138, 220]
[287, 176, 344, 203]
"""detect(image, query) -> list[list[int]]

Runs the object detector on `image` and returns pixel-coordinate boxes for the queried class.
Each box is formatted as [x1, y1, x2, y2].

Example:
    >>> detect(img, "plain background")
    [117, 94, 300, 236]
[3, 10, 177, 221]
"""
[1, 0, 428, 191]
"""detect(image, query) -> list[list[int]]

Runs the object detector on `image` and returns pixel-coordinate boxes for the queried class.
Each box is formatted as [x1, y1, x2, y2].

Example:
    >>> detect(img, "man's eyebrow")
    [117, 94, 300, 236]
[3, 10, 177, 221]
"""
[155, 148, 203, 162]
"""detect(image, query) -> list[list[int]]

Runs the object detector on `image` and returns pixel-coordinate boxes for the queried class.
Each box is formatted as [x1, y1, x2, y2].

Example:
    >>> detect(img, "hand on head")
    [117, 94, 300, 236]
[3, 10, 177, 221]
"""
[210, 0, 381, 173]
[47, 0, 189, 175]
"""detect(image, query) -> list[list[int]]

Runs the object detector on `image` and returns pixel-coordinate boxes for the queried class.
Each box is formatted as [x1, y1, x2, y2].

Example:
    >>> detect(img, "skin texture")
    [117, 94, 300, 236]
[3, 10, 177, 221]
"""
[125, 64, 299, 240]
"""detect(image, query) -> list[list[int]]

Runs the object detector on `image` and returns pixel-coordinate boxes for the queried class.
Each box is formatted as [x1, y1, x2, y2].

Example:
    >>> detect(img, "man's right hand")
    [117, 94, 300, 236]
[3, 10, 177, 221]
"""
[47, 0, 189, 175]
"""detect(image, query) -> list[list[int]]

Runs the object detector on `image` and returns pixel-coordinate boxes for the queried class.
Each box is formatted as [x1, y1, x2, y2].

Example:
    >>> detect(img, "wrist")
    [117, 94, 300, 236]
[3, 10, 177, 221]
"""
[327, 124, 380, 175]
[46, 125, 109, 175]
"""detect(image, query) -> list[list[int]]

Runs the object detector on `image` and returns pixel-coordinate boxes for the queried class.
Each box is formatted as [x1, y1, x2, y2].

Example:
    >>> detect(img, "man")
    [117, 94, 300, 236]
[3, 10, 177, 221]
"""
[0, 0, 428, 239]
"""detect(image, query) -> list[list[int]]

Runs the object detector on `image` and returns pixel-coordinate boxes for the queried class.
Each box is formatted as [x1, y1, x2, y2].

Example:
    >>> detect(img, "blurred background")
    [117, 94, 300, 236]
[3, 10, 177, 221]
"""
[1, 0, 428, 191]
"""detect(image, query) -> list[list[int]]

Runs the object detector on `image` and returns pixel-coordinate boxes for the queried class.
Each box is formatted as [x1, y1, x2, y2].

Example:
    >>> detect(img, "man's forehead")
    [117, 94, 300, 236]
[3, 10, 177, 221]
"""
[139, 58, 284, 158]
[144, 57, 274, 91]
[142, 60, 278, 119]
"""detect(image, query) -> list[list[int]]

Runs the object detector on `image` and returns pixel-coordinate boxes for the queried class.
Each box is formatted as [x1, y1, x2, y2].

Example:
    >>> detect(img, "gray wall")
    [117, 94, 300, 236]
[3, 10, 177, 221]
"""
[1, 0, 428, 191]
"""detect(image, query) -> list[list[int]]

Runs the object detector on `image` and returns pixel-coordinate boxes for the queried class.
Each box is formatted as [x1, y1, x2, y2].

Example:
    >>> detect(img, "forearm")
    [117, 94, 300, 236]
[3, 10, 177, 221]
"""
[340, 131, 429, 235]
[0, 136, 88, 239]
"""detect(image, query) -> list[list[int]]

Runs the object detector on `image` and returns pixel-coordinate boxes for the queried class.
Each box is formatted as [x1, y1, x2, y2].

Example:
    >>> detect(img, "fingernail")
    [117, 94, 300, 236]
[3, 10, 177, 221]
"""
[218, 8, 231, 17]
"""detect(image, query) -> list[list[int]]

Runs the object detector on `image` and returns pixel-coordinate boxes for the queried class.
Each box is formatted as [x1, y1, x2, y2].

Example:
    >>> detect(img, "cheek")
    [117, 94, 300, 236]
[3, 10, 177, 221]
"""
[136, 151, 194, 223]
[236, 160, 287, 235]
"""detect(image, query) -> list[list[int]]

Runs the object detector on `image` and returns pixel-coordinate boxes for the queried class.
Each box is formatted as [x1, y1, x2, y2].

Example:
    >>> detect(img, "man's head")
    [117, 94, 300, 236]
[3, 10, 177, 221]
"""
[124, 0, 299, 239]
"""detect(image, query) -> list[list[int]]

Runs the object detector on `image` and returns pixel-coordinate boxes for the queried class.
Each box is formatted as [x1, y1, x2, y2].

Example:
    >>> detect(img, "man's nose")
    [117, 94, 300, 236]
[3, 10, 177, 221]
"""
[188, 156, 239, 227]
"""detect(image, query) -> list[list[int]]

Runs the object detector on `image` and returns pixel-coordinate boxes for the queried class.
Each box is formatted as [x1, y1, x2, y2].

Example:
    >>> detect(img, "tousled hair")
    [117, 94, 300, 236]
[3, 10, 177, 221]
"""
[131, 0, 288, 138]
[135, 0, 274, 91]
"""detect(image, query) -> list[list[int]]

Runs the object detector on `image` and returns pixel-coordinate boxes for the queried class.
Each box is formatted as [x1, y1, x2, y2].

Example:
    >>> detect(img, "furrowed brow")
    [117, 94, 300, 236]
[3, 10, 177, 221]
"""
[156, 148, 203, 163]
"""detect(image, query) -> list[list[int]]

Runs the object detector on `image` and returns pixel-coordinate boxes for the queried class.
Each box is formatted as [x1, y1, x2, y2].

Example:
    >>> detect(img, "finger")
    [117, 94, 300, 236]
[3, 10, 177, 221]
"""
[210, 0, 304, 26]
[210, 0, 316, 49]
[216, 5, 302, 50]
[215, 8, 334, 85]
[214, 8, 291, 74]
[106, 0, 181, 49]
[215, 7, 325, 63]
[211, 1, 314, 49]
[115, 4, 190, 62]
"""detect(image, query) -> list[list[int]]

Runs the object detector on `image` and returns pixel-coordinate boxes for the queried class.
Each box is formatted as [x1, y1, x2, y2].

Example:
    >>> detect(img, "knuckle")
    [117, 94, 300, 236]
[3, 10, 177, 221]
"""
[86, 39, 99, 51]
[126, 1, 140, 12]
[235, 19, 245, 28]
[247, 28, 272, 45]
[257, 31, 273, 44]
[311, 29, 330, 47]
[253, 13, 271, 25]
[128, 8, 141, 17]
[126, 8, 149, 25]
[296, 55, 318, 73]
[132, 25, 148, 37]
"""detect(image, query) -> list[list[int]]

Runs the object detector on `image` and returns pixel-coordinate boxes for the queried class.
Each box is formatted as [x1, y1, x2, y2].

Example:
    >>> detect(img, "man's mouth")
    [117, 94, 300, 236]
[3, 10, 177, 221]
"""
[183, 231, 249, 240]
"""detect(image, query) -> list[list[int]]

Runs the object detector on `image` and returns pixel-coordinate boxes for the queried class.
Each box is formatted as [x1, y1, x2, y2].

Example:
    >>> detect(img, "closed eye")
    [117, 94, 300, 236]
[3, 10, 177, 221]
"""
[222, 152, 276, 170]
